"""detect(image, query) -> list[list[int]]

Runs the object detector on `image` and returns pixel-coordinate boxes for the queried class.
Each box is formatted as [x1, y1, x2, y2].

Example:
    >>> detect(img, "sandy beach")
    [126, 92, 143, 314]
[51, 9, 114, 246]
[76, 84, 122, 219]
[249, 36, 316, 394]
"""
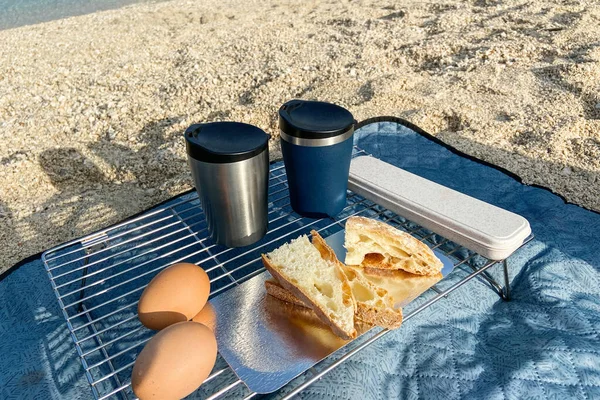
[1, 0, 599, 272]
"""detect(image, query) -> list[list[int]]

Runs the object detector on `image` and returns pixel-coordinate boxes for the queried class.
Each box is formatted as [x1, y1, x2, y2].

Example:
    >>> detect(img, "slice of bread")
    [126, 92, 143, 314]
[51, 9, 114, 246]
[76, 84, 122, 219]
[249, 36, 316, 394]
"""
[264, 287, 373, 343]
[311, 232, 403, 330]
[266, 231, 404, 331]
[340, 265, 403, 329]
[264, 278, 308, 308]
[261, 231, 357, 340]
[266, 269, 403, 330]
[344, 216, 443, 276]
[362, 266, 443, 308]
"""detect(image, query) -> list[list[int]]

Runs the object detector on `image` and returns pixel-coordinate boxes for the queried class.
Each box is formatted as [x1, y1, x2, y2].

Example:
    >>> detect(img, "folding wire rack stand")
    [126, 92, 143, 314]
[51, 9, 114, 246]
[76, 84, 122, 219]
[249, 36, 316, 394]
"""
[42, 146, 533, 400]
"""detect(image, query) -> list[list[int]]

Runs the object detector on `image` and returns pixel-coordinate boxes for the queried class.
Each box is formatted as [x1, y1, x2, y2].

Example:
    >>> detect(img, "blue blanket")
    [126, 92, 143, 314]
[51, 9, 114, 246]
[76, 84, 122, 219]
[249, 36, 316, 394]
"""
[1, 121, 599, 399]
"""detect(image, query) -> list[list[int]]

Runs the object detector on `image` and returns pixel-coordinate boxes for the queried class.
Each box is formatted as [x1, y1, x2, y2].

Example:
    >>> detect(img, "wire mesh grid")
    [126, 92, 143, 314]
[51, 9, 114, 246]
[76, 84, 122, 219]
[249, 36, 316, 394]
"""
[42, 147, 531, 400]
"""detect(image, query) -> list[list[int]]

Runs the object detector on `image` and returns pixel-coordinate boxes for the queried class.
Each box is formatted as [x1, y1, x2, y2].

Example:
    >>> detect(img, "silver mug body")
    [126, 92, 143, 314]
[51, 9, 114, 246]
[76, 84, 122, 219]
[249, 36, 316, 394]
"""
[188, 148, 269, 247]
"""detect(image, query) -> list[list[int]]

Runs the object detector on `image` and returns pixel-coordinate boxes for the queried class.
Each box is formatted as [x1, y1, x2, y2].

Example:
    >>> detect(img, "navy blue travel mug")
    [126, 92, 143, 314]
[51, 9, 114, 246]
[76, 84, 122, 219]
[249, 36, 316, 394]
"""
[279, 99, 355, 218]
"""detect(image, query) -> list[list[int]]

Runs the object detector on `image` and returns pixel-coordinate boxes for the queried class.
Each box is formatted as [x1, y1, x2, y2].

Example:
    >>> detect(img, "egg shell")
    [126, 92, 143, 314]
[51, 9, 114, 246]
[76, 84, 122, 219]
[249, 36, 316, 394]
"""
[191, 302, 217, 331]
[138, 263, 210, 330]
[132, 321, 217, 400]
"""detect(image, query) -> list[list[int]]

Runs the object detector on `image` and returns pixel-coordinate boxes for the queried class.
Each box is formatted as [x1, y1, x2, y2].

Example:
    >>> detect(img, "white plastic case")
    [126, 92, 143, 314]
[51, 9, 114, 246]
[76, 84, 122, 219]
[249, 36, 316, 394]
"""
[348, 156, 532, 260]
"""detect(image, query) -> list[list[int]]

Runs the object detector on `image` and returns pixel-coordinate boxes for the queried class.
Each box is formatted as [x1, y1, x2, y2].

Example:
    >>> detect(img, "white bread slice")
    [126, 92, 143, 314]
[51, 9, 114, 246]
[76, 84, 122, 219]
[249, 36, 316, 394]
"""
[261, 231, 357, 340]
[340, 265, 403, 329]
[266, 270, 403, 330]
[264, 290, 373, 346]
[344, 216, 443, 276]
[311, 232, 403, 330]
[265, 232, 404, 331]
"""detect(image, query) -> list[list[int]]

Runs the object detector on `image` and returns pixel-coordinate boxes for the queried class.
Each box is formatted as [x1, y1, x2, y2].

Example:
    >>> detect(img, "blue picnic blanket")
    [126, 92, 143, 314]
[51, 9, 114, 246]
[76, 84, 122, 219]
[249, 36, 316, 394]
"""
[1, 120, 599, 399]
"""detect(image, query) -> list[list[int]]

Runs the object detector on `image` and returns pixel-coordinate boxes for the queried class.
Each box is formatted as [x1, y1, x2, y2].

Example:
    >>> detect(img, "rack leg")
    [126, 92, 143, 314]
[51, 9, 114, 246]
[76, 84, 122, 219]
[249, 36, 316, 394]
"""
[502, 259, 511, 301]
[465, 261, 507, 301]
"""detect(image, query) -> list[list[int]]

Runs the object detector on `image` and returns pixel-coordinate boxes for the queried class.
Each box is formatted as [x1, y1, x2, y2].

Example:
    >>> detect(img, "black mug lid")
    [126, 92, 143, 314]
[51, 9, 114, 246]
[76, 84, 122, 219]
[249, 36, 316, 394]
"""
[185, 122, 270, 163]
[278, 99, 355, 139]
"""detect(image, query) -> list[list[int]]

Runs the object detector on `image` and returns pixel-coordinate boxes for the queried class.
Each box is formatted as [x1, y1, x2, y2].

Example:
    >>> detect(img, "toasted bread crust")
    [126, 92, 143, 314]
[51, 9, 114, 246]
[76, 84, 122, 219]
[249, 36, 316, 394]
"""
[265, 279, 309, 308]
[345, 216, 443, 276]
[355, 302, 403, 329]
[261, 254, 357, 340]
[266, 277, 403, 329]
[310, 230, 357, 313]
[363, 265, 443, 280]
[311, 230, 403, 330]
[341, 265, 404, 329]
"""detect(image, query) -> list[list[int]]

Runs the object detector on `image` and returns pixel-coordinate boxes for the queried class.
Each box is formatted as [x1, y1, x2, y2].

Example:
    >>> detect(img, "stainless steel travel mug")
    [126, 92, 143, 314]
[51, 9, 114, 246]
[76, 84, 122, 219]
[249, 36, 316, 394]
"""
[184, 122, 270, 247]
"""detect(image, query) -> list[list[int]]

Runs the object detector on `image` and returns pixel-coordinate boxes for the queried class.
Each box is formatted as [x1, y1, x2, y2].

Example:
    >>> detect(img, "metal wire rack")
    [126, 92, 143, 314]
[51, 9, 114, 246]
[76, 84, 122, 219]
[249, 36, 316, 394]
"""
[42, 147, 533, 400]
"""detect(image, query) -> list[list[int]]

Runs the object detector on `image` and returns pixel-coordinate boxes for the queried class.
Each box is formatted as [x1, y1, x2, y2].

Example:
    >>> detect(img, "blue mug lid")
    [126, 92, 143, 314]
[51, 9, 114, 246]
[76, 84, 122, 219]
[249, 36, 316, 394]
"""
[278, 100, 355, 139]
[185, 122, 270, 163]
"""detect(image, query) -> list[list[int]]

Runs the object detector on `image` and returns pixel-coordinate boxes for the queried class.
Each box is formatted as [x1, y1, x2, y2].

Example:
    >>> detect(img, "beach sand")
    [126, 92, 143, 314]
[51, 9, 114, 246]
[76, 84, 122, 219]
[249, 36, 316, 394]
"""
[1, 0, 599, 272]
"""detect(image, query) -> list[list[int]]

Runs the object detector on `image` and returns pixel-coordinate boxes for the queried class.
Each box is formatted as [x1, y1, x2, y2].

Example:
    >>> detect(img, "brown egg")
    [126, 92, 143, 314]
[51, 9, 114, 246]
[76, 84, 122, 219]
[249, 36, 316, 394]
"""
[132, 321, 217, 400]
[138, 263, 210, 330]
[191, 302, 217, 331]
